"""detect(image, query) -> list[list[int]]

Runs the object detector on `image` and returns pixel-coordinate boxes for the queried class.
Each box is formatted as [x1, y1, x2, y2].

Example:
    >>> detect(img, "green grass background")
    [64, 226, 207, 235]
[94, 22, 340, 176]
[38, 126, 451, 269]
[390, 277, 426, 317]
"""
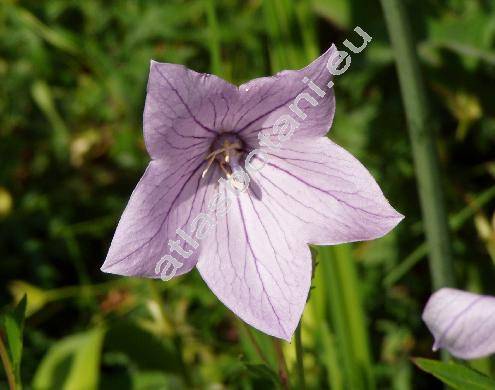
[0, 0, 494, 388]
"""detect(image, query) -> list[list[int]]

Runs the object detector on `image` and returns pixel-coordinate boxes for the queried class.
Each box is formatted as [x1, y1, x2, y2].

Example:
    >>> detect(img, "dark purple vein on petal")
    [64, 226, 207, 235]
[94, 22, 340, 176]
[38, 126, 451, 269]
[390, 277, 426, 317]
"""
[208, 97, 218, 129]
[236, 62, 331, 136]
[106, 160, 206, 268]
[232, 84, 276, 130]
[236, 90, 305, 135]
[256, 168, 352, 230]
[436, 296, 486, 349]
[140, 153, 206, 221]
[256, 168, 355, 236]
[245, 194, 297, 295]
[116, 158, 201, 250]
[154, 66, 218, 136]
[236, 197, 287, 337]
[266, 153, 359, 193]
[265, 161, 399, 220]
[220, 93, 231, 128]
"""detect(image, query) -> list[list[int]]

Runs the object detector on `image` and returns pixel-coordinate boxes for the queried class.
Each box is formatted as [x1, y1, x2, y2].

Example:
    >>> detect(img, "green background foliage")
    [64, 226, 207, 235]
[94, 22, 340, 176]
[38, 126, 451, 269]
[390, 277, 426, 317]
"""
[0, 0, 494, 388]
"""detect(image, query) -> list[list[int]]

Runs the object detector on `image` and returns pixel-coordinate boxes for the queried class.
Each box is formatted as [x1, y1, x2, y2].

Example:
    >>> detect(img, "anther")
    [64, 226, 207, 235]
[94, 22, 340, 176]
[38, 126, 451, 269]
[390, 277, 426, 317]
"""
[202, 137, 243, 179]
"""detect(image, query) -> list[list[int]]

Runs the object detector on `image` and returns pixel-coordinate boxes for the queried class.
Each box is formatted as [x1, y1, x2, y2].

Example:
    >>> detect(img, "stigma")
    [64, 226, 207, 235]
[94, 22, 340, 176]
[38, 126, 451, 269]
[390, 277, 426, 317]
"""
[202, 133, 244, 180]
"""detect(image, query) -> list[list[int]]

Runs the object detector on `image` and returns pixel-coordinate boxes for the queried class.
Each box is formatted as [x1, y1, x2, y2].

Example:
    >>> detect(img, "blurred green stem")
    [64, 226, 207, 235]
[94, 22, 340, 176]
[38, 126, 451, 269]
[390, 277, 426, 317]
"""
[0, 333, 16, 390]
[148, 280, 173, 335]
[380, 0, 455, 289]
[385, 185, 495, 286]
[320, 246, 375, 389]
[239, 321, 270, 366]
[294, 323, 305, 389]
[44, 278, 133, 301]
[205, 0, 222, 76]
[273, 339, 290, 389]
[147, 281, 191, 385]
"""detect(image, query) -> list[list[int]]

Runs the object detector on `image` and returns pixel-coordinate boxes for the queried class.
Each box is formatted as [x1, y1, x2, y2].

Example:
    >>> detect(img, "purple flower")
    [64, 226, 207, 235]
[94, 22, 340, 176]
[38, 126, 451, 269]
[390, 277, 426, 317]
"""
[101, 46, 403, 340]
[423, 288, 495, 359]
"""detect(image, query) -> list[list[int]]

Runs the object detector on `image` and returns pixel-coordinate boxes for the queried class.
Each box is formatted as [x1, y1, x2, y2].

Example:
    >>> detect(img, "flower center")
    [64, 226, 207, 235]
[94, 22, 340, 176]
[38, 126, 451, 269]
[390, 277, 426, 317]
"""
[202, 133, 245, 180]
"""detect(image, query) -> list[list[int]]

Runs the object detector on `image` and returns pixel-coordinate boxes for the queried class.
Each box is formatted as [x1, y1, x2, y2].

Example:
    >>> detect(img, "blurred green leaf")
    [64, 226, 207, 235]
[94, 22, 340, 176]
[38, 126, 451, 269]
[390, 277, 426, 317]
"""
[104, 321, 182, 373]
[426, 4, 495, 68]
[244, 363, 280, 385]
[312, 0, 352, 29]
[0, 295, 27, 387]
[385, 185, 495, 286]
[226, 361, 280, 389]
[33, 327, 105, 390]
[15, 7, 80, 55]
[9, 281, 48, 317]
[319, 245, 375, 390]
[414, 358, 495, 390]
[31, 80, 69, 160]
[131, 371, 183, 390]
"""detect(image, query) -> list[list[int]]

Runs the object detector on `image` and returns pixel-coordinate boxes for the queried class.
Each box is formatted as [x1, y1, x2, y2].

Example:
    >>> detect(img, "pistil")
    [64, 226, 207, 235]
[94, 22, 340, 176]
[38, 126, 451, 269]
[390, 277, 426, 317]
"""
[202, 139, 243, 179]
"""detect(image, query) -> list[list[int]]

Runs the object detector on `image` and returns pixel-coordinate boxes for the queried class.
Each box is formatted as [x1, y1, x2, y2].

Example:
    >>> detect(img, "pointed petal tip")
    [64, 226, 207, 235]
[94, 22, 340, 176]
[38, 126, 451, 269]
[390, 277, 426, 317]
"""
[382, 207, 405, 232]
[366, 208, 404, 241]
[100, 261, 119, 275]
[272, 318, 299, 342]
[100, 262, 142, 278]
[149, 59, 159, 69]
[388, 210, 405, 227]
[149, 59, 186, 72]
[236, 316, 295, 342]
[277, 326, 294, 342]
[263, 325, 293, 342]
[100, 258, 134, 277]
[325, 43, 338, 57]
[394, 210, 405, 227]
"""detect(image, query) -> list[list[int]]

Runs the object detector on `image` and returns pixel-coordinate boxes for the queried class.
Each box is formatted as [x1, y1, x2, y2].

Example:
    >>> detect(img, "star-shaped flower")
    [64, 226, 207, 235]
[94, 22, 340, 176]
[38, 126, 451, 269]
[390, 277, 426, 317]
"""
[101, 46, 403, 340]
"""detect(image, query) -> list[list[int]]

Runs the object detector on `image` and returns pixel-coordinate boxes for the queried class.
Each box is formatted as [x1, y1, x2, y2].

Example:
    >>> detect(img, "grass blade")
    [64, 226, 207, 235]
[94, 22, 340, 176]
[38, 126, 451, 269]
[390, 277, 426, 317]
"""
[414, 358, 495, 390]
[379, 0, 455, 290]
[319, 246, 375, 389]
[205, 0, 223, 77]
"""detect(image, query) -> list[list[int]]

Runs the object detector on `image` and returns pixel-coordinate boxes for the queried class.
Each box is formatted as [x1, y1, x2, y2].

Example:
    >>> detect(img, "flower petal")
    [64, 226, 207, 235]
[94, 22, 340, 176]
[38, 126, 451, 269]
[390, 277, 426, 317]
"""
[101, 157, 219, 278]
[422, 288, 495, 359]
[144, 61, 238, 161]
[249, 137, 403, 245]
[233, 46, 337, 143]
[196, 185, 312, 340]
